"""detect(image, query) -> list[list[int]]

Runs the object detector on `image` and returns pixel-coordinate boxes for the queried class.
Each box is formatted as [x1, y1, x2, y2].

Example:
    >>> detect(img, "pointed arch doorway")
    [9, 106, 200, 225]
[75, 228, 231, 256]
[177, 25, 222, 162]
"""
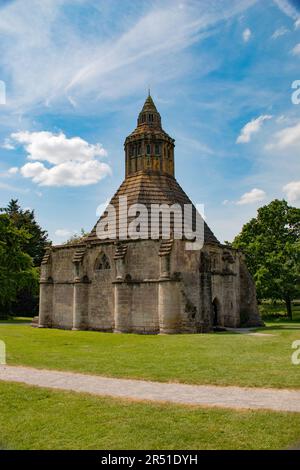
[212, 298, 220, 327]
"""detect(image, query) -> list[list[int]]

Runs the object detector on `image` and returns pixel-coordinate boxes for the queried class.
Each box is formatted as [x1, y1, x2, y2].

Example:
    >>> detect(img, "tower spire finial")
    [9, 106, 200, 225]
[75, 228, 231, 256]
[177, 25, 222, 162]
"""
[148, 87, 150, 97]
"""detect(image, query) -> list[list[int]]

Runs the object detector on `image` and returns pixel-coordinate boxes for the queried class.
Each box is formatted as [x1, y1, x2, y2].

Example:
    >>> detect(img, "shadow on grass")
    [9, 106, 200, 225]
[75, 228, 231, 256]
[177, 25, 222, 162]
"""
[255, 323, 300, 332]
[0, 317, 33, 324]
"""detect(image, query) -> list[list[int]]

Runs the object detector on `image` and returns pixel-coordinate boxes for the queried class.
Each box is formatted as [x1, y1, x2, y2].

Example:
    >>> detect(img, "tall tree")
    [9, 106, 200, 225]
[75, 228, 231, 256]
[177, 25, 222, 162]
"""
[3, 199, 50, 266]
[1, 200, 50, 316]
[232, 199, 300, 318]
[0, 214, 39, 319]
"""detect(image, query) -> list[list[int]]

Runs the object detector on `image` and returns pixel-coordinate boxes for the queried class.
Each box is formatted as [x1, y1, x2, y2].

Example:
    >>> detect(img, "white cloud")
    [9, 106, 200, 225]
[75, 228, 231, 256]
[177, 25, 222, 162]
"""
[295, 18, 300, 29]
[8, 167, 19, 174]
[266, 121, 300, 150]
[10, 130, 111, 187]
[273, 0, 300, 20]
[282, 181, 300, 202]
[236, 188, 266, 205]
[291, 43, 300, 55]
[11, 131, 107, 164]
[242, 27, 252, 42]
[2, 138, 15, 150]
[55, 228, 75, 238]
[236, 115, 272, 143]
[271, 26, 289, 39]
[20, 159, 111, 187]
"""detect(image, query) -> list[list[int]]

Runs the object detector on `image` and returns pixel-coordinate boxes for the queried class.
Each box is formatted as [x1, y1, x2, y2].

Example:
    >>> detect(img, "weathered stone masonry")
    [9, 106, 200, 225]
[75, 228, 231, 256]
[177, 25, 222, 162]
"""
[38, 94, 262, 333]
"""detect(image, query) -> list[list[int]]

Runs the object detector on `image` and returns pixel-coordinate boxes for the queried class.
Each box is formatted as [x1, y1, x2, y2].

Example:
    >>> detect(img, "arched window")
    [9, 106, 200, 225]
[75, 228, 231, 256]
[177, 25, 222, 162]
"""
[146, 144, 151, 155]
[95, 253, 111, 270]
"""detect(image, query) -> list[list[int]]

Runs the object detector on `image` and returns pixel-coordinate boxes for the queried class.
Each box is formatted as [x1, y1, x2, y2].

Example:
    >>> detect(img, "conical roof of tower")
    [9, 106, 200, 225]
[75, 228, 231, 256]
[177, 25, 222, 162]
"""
[141, 94, 158, 113]
[126, 94, 173, 141]
[85, 172, 218, 244]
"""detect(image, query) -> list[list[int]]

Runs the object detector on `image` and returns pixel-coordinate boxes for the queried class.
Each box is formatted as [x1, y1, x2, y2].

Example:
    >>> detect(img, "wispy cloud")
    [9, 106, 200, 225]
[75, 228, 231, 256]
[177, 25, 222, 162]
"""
[273, 0, 300, 20]
[271, 26, 290, 39]
[291, 43, 300, 55]
[55, 228, 76, 238]
[0, 0, 256, 115]
[242, 27, 252, 42]
[266, 121, 300, 150]
[236, 115, 272, 143]
[0, 181, 28, 193]
[236, 188, 266, 205]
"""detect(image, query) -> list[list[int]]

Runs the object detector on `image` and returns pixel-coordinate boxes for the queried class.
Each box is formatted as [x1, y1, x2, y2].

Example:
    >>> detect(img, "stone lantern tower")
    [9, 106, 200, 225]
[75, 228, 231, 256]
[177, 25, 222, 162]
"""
[124, 93, 175, 177]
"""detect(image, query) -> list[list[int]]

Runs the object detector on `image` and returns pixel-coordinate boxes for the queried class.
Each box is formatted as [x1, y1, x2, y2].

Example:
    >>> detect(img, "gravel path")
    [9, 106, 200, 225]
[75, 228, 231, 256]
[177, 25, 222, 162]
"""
[1, 365, 300, 413]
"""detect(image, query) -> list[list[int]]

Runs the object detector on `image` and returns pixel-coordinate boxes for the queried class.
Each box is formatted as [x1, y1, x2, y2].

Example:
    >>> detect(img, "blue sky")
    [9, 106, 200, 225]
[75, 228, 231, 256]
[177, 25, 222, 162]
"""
[0, 0, 300, 244]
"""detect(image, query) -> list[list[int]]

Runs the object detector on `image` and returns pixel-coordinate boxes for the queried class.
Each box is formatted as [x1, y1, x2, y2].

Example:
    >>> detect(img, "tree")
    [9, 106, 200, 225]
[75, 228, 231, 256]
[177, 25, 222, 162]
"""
[1, 199, 50, 316]
[232, 199, 300, 318]
[3, 199, 50, 266]
[0, 214, 39, 319]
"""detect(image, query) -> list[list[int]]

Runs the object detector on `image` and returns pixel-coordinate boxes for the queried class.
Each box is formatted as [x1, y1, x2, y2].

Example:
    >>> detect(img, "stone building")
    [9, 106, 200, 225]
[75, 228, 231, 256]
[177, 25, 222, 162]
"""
[38, 94, 262, 333]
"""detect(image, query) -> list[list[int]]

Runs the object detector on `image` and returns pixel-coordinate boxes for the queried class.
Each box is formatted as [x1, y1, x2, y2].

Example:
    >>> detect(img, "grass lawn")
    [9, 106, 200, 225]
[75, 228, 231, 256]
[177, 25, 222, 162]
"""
[0, 381, 300, 450]
[1, 320, 300, 389]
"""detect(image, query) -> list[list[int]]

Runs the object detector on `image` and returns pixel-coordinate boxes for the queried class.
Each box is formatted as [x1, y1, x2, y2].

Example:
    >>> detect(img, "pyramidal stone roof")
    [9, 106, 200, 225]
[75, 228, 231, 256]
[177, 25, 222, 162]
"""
[85, 94, 219, 245]
[86, 172, 218, 244]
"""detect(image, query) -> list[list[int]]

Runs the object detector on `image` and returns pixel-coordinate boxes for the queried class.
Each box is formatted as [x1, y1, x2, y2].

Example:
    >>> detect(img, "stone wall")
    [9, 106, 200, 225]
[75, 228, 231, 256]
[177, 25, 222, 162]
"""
[38, 238, 261, 333]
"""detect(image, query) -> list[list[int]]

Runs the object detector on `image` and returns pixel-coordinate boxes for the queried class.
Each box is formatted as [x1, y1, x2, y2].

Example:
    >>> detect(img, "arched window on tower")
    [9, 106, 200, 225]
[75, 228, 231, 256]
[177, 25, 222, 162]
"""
[95, 253, 111, 271]
[146, 144, 151, 155]
[155, 144, 161, 155]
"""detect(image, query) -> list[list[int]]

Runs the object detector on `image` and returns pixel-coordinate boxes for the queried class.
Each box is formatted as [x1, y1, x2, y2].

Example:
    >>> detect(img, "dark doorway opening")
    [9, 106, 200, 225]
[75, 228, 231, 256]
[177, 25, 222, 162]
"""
[212, 298, 219, 326]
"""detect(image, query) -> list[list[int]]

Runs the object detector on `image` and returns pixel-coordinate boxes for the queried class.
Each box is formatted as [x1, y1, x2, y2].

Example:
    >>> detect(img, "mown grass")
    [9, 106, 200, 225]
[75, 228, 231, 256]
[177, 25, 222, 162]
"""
[1, 320, 300, 389]
[0, 381, 300, 450]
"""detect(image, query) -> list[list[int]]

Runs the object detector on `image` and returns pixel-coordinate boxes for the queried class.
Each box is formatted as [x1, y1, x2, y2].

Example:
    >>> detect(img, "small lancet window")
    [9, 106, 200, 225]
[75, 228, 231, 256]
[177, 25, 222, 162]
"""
[146, 144, 151, 155]
[96, 253, 111, 270]
[155, 144, 161, 155]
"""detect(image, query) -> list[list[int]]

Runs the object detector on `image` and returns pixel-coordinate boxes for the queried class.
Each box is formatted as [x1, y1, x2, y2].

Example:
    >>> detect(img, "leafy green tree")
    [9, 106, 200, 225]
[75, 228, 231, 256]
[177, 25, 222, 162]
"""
[232, 199, 300, 318]
[1, 199, 50, 317]
[3, 199, 49, 266]
[0, 214, 39, 319]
